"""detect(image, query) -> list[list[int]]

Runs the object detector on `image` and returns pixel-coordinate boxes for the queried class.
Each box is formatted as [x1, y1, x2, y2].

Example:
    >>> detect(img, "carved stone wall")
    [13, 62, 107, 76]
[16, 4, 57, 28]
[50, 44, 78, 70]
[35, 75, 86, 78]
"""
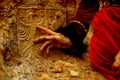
[0, 0, 78, 63]
[0, 1, 107, 80]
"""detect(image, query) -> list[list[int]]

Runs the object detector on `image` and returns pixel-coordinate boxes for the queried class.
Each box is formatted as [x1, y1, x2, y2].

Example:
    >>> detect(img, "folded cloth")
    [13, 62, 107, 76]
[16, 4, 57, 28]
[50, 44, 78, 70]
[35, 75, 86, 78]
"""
[89, 6, 120, 80]
[74, 0, 99, 24]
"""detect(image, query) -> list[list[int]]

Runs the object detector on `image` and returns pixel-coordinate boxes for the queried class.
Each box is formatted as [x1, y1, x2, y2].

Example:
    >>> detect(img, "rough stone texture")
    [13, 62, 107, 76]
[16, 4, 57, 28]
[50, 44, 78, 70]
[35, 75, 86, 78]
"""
[0, 0, 107, 80]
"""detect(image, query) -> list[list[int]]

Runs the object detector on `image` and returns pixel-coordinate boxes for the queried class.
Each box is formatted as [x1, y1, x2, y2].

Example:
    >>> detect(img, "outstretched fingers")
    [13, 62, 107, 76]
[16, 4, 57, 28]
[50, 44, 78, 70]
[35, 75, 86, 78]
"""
[40, 41, 51, 52]
[46, 45, 53, 53]
[34, 35, 46, 43]
[34, 35, 58, 43]
[36, 25, 56, 35]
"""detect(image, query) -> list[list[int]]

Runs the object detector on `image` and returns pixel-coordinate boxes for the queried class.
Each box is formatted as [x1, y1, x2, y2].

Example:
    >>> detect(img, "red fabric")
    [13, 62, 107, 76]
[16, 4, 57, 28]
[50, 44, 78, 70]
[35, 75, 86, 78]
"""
[90, 6, 120, 80]
[74, 0, 99, 24]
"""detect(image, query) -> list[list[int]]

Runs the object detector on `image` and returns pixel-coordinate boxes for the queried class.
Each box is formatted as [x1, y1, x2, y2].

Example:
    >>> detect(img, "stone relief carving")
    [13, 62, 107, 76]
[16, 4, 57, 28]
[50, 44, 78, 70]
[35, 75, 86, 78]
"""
[0, 0, 75, 63]
[0, 0, 77, 79]
[46, 9, 66, 30]
[17, 6, 66, 61]
[0, 0, 77, 63]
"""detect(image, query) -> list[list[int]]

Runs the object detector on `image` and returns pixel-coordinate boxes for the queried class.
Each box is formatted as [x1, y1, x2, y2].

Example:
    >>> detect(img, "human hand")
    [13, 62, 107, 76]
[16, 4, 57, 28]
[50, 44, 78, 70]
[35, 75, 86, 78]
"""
[34, 25, 72, 53]
[112, 51, 120, 73]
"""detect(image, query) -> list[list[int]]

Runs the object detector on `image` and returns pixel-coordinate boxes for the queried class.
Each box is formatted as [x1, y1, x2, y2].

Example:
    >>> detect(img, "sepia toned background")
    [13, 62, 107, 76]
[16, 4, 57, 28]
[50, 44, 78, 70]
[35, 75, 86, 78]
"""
[0, 0, 107, 80]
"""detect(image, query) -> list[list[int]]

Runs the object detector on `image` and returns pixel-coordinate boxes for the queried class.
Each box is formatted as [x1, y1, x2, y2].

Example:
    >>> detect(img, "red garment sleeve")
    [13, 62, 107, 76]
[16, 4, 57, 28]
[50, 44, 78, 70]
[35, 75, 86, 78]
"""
[74, 0, 99, 24]
[89, 6, 120, 80]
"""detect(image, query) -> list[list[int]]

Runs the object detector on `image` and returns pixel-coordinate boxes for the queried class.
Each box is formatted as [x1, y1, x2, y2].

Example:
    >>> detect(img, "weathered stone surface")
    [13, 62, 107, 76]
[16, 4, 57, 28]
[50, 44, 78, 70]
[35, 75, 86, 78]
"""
[0, 0, 107, 80]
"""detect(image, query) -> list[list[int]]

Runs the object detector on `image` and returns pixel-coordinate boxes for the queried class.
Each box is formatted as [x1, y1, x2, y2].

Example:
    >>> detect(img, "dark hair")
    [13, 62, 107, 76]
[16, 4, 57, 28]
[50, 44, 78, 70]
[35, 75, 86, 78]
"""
[55, 22, 88, 57]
